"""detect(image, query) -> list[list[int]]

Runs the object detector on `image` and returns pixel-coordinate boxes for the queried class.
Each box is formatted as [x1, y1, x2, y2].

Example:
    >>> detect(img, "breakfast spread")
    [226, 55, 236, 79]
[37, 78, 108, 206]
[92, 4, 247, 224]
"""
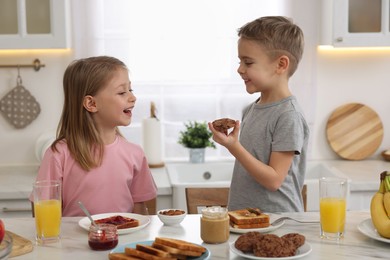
[228, 208, 270, 229]
[235, 231, 305, 257]
[212, 118, 236, 134]
[95, 215, 139, 229]
[159, 209, 185, 216]
[108, 237, 207, 260]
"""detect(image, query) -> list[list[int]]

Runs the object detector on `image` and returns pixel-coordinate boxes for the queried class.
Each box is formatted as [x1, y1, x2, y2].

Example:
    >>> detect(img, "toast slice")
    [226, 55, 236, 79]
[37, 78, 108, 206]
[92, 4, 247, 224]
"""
[230, 221, 270, 229]
[154, 237, 206, 254]
[108, 253, 142, 260]
[228, 208, 270, 225]
[136, 244, 172, 258]
[94, 215, 139, 229]
[125, 247, 176, 260]
[152, 242, 200, 257]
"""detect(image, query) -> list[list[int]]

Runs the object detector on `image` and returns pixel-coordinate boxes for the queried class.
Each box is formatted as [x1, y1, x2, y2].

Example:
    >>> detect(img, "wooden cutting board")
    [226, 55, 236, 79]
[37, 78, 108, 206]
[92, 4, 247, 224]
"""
[326, 103, 384, 160]
[6, 230, 33, 257]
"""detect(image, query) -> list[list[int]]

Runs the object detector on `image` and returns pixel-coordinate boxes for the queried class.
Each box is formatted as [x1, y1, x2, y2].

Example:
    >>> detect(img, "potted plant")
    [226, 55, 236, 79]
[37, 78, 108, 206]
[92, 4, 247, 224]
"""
[178, 121, 216, 163]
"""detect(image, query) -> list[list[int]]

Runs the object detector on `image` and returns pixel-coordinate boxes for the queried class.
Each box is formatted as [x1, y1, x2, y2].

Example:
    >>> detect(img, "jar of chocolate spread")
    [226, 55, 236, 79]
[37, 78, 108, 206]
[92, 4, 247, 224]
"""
[200, 206, 229, 244]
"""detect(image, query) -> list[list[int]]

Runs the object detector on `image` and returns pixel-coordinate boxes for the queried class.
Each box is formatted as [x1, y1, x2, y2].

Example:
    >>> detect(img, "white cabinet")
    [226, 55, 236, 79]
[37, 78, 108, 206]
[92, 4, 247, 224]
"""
[348, 191, 374, 211]
[0, 0, 70, 49]
[321, 0, 390, 47]
[0, 199, 32, 218]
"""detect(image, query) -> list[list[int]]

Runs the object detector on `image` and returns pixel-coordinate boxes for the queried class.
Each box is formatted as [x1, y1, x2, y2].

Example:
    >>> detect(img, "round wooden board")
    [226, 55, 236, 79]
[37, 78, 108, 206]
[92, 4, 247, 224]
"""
[326, 103, 384, 160]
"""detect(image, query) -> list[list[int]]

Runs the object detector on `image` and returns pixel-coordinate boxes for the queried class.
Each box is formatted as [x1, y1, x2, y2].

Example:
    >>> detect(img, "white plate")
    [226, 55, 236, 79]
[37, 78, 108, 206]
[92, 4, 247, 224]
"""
[229, 241, 312, 259]
[230, 214, 285, 234]
[357, 218, 390, 243]
[111, 240, 210, 259]
[78, 213, 150, 235]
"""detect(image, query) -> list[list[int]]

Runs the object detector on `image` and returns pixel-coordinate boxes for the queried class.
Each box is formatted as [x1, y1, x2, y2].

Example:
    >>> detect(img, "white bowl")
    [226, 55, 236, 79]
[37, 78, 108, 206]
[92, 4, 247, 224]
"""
[0, 232, 13, 260]
[157, 209, 187, 226]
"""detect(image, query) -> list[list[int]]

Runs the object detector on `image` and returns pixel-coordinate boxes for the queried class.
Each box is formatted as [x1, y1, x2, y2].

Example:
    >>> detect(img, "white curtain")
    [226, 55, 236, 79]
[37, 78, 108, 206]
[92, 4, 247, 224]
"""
[70, 0, 318, 123]
[71, 0, 105, 58]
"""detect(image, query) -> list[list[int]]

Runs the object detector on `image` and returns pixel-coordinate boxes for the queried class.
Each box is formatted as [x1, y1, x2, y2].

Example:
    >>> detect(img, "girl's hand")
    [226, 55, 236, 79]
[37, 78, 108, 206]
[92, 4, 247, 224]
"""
[208, 120, 240, 149]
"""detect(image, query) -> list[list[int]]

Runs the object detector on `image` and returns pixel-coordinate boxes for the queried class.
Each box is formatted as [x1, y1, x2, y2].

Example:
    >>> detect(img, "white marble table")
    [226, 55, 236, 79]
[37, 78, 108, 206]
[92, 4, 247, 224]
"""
[3, 211, 390, 259]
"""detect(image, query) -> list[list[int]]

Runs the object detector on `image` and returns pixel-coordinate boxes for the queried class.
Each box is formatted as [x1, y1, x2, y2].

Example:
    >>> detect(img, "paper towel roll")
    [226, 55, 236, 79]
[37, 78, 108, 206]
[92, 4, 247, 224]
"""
[142, 118, 164, 167]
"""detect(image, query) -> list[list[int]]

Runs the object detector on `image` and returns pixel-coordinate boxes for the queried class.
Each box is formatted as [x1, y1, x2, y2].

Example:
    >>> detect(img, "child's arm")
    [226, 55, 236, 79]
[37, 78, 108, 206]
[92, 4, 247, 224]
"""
[132, 202, 149, 215]
[208, 121, 294, 191]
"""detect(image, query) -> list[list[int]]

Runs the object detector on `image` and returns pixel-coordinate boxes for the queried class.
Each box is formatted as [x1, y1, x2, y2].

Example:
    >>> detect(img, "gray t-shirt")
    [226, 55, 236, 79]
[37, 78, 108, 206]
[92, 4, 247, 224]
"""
[228, 96, 310, 212]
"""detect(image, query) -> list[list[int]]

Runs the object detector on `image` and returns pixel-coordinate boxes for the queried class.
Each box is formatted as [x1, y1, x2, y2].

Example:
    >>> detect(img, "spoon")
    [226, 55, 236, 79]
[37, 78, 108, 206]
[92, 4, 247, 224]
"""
[78, 201, 98, 227]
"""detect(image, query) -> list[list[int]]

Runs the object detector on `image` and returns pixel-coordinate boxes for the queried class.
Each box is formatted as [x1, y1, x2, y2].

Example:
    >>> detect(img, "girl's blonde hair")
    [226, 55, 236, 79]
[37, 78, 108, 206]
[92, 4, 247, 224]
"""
[238, 16, 304, 77]
[52, 56, 128, 171]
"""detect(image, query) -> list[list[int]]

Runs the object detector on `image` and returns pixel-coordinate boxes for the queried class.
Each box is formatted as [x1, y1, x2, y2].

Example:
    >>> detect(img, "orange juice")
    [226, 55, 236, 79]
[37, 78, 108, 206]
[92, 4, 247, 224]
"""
[320, 197, 346, 233]
[34, 199, 61, 238]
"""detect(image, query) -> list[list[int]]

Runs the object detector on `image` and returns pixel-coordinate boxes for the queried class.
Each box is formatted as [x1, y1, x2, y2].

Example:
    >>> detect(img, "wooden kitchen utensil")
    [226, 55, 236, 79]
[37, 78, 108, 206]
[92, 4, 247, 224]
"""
[6, 230, 33, 257]
[326, 103, 384, 160]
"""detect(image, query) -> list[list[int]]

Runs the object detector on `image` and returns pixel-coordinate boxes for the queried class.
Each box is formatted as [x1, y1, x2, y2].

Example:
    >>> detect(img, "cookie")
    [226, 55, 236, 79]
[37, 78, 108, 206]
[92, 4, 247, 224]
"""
[212, 118, 236, 134]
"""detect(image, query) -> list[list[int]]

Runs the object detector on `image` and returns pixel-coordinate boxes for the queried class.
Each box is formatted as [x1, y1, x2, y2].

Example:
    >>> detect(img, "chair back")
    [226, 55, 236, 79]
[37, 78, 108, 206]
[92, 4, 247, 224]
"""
[185, 185, 307, 214]
[185, 187, 230, 214]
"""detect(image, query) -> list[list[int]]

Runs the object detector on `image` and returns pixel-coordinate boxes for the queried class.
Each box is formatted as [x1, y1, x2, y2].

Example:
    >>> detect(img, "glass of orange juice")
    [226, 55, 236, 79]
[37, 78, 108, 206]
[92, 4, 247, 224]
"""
[33, 180, 62, 245]
[319, 177, 348, 240]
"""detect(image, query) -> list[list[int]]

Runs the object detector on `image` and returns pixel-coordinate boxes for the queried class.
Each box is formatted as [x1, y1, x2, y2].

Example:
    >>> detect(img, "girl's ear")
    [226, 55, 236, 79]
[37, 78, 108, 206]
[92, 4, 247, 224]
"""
[83, 95, 98, 112]
[276, 55, 289, 74]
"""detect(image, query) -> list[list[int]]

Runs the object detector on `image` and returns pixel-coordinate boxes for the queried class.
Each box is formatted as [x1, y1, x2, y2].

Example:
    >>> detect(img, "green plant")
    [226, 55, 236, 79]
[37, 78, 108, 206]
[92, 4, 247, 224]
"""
[178, 121, 216, 149]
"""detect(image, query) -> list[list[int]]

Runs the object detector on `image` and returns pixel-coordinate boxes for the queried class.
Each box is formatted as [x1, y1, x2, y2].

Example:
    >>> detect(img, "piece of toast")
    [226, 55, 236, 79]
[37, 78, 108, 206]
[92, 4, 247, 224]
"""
[154, 237, 206, 254]
[136, 244, 173, 258]
[228, 208, 270, 225]
[212, 118, 236, 134]
[125, 247, 177, 260]
[94, 215, 139, 229]
[152, 242, 201, 257]
[108, 253, 142, 260]
[230, 221, 270, 229]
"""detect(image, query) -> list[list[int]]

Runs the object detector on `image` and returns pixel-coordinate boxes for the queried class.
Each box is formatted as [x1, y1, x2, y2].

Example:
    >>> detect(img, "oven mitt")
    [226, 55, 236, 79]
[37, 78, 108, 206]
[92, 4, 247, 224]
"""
[0, 85, 41, 129]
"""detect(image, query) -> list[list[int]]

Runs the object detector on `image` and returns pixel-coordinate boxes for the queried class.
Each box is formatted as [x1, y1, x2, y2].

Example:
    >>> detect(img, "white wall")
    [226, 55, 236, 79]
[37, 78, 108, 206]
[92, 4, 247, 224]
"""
[0, 0, 389, 167]
[312, 48, 390, 160]
[0, 51, 72, 166]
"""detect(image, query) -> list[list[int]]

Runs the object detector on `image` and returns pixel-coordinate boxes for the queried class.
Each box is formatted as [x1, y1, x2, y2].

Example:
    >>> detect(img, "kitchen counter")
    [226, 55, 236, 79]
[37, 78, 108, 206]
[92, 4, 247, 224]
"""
[0, 160, 389, 212]
[3, 211, 390, 259]
[321, 160, 389, 191]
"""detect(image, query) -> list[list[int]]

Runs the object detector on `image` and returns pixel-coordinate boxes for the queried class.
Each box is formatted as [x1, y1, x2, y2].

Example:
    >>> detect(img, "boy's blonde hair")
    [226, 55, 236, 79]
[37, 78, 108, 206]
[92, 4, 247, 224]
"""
[52, 56, 127, 171]
[238, 16, 304, 77]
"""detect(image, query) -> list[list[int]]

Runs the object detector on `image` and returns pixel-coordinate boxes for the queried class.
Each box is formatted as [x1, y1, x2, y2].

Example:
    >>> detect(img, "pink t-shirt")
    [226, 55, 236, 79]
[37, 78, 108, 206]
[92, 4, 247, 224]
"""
[30, 136, 157, 216]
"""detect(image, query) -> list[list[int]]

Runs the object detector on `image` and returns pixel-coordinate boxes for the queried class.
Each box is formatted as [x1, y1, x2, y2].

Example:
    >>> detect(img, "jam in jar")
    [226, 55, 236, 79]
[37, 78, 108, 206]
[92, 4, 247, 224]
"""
[88, 223, 118, 250]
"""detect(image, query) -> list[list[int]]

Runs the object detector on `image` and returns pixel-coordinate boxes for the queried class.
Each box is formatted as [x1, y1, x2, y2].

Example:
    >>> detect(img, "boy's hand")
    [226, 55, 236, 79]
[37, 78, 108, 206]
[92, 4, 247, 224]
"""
[208, 120, 240, 149]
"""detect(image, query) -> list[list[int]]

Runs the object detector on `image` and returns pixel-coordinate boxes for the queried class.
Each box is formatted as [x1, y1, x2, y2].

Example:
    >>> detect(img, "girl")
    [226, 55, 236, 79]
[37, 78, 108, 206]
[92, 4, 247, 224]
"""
[31, 56, 157, 216]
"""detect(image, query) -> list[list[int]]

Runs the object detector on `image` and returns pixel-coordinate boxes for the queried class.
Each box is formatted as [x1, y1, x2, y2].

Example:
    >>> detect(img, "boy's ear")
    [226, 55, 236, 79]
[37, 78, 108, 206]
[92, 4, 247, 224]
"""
[83, 95, 98, 112]
[276, 55, 289, 73]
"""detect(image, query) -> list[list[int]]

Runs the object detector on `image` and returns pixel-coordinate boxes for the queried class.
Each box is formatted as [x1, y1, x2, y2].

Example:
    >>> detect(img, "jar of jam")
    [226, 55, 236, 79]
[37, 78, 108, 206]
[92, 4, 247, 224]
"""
[88, 223, 118, 250]
[200, 206, 229, 244]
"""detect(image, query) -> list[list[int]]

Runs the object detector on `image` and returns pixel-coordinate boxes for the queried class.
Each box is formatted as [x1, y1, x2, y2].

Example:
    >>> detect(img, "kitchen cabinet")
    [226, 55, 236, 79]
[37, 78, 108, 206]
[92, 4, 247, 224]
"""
[348, 190, 375, 211]
[0, 0, 70, 49]
[321, 0, 390, 47]
[0, 199, 32, 218]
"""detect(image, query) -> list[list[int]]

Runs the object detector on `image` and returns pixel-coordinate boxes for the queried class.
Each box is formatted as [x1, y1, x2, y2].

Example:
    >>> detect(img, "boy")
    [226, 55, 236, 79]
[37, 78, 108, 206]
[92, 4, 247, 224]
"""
[209, 16, 310, 212]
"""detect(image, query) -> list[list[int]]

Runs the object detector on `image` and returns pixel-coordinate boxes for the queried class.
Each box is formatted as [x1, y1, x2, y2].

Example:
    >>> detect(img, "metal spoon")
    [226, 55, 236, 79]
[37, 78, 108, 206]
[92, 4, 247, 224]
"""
[78, 201, 98, 227]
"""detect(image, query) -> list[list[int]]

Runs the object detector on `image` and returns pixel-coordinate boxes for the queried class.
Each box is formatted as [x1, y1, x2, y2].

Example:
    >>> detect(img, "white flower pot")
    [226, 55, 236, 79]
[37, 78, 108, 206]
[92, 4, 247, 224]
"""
[189, 148, 205, 163]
